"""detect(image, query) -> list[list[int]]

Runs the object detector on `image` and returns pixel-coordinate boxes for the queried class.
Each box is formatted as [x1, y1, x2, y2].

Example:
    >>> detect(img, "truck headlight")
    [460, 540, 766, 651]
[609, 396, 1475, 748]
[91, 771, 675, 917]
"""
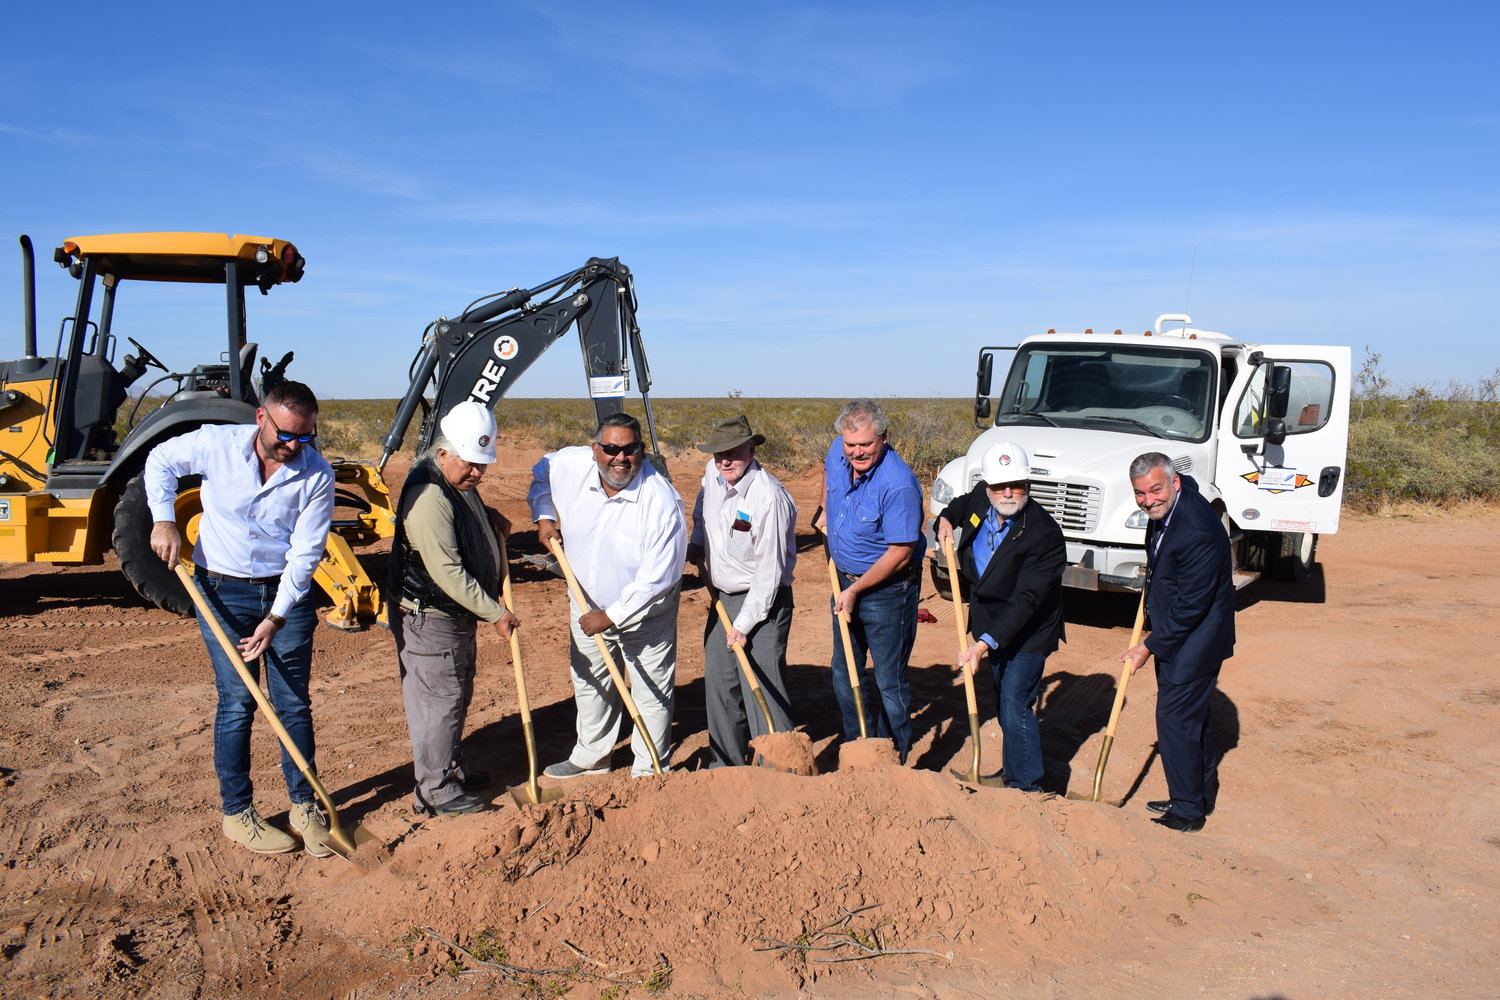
[932, 477, 954, 508]
[1125, 510, 1149, 529]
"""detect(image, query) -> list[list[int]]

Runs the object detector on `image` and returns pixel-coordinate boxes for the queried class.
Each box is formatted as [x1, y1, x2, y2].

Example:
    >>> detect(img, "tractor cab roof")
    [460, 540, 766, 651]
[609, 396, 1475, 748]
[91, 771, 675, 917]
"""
[56, 232, 304, 287]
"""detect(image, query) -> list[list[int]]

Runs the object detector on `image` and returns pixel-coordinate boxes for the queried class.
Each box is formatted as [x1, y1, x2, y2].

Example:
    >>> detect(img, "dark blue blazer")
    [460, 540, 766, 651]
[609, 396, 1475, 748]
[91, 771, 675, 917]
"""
[1143, 474, 1235, 683]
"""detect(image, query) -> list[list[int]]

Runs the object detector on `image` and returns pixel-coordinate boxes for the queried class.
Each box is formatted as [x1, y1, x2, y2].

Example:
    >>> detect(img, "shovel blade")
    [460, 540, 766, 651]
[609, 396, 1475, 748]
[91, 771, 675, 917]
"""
[509, 782, 565, 806]
[1063, 790, 1124, 806]
[324, 820, 379, 862]
[950, 768, 1009, 788]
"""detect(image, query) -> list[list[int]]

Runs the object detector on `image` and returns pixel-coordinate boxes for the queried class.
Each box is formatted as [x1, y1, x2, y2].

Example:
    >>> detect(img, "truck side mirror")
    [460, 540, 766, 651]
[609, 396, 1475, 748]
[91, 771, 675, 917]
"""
[1266, 417, 1287, 446]
[1267, 365, 1291, 419]
[973, 352, 994, 426]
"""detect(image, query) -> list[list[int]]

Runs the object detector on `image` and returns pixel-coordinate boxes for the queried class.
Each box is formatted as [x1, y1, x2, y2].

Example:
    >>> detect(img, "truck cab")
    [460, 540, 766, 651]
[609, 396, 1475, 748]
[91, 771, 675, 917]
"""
[928, 315, 1351, 592]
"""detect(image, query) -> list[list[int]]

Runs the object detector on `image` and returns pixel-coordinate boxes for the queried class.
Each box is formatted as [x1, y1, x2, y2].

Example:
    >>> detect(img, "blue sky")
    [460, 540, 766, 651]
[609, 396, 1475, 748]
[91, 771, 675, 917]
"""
[3, 2, 1495, 400]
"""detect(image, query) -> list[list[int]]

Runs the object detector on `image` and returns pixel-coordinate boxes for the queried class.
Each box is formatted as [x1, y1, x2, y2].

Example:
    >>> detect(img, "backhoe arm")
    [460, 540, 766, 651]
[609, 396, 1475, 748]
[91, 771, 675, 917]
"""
[378, 256, 658, 471]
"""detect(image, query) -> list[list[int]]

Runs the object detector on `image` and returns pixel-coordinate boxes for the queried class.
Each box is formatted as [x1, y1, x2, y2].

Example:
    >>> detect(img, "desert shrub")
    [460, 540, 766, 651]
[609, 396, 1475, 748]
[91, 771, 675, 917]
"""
[1346, 352, 1500, 509]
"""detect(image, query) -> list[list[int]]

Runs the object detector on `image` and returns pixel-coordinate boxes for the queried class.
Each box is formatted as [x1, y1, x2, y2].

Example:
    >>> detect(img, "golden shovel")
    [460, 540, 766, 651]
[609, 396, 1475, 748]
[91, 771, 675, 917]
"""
[175, 562, 377, 861]
[1065, 589, 1147, 806]
[499, 535, 563, 806]
[941, 536, 1006, 787]
[545, 537, 665, 775]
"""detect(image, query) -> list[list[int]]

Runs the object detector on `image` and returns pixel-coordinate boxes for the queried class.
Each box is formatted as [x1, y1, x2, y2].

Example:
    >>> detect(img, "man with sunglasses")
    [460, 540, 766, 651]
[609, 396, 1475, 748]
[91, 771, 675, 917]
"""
[934, 441, 1066, 794]
[145, 380, 336, 857]
[528, 413, 686, 778]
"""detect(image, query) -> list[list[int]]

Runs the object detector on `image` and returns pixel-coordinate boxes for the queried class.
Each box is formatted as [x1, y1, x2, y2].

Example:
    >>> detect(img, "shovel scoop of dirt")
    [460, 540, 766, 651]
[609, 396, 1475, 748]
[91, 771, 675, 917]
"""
[749, 731, 817, 775]
[837, 737, 900, 769]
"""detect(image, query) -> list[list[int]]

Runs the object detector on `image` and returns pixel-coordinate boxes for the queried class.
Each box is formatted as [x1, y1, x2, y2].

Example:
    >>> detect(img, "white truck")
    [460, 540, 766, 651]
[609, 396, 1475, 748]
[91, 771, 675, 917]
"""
[927, 314, 1351, 593]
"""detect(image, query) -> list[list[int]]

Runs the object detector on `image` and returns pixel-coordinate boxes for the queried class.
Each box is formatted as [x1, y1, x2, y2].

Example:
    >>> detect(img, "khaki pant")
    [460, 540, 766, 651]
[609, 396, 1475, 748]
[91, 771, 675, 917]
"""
[565, 587, 679, 777]
[396, 610, 478, 810]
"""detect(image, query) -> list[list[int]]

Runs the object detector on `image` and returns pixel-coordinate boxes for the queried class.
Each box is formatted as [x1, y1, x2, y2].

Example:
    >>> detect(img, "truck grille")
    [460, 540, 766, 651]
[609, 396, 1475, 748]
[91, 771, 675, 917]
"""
[1029, 478, 1102, 533]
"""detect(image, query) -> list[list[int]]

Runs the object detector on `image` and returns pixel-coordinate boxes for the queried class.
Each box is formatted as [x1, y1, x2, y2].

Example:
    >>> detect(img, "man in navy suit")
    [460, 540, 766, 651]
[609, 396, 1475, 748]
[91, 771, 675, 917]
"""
[935, 442, 1066, 793]
[1121, 452, 1236, 832]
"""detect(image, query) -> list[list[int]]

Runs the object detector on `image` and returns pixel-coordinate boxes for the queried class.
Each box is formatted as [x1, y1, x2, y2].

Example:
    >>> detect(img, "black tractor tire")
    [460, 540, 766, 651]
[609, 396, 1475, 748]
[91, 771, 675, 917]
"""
[113, 474, 195, 616]
[1268, 531, 1317, 583]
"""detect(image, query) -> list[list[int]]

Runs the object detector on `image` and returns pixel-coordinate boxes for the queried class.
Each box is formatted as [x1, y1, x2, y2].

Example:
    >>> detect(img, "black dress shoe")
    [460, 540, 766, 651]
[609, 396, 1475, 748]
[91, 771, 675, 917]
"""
[1152, 811, 1205, 833]
[461, 770, 492, 791]
[1147, 799, 1215, 816]
[419, 793, 490, 817]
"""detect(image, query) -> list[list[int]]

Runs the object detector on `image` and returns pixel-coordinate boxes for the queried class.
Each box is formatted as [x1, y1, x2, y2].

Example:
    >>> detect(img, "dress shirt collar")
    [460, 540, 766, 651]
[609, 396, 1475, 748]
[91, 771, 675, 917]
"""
[715, 461, 761, 496]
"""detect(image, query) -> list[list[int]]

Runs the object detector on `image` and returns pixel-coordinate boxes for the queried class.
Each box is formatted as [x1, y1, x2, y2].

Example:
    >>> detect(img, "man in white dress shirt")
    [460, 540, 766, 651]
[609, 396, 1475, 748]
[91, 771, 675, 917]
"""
[687, 416, 797, 767]
[528, 413, 686, 778]
[146, 380, 335, 857]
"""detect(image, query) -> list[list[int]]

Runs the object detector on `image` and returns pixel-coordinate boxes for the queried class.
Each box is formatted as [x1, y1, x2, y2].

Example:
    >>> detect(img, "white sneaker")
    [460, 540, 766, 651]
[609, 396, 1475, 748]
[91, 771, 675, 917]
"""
[223, 806, 297, 854]
[542, 759, 610, 779]
[289, 801, 334, 858]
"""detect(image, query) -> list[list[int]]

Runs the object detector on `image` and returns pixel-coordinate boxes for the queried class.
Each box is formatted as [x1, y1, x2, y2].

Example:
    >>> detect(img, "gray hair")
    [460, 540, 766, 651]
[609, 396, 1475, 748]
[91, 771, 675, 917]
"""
[835, 399, 888, 437]
[417, 433, 456, 466]
[1129, 451, 1175, 480]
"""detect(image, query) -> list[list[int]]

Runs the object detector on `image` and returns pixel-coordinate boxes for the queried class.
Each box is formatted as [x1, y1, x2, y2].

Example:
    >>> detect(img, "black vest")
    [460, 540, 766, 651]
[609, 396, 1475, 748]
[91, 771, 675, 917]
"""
[389, 459, 500, 619]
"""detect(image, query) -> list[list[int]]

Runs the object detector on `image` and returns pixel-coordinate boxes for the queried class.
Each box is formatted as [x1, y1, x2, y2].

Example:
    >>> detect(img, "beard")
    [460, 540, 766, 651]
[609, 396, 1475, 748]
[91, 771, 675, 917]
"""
[990, 494, 1024, 518]
[601, 461, 638, 490]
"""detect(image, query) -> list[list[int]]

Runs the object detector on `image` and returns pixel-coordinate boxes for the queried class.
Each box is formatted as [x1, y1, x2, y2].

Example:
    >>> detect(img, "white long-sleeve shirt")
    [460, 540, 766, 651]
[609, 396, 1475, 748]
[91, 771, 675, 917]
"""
[690, 459, 797, 635]
[145, 423, 334, 619]
[527, 446, 686, 627]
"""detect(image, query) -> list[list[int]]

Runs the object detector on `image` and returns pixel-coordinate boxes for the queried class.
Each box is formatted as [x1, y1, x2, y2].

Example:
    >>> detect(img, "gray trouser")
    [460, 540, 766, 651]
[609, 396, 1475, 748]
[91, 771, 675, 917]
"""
[704, 586, 794, 767]
[396, 610, 478, 810]
[567, 587, 679, 777]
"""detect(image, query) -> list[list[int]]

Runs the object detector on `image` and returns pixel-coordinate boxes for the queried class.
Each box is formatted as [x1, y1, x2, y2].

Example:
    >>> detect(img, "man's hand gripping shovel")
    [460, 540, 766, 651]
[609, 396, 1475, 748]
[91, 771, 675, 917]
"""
[174, 562, 378, 862]
[1065, 589, 1147, 806]
[941, 536, 1005, 787]
[545, 537, 665, 775]
[498, 535, 563, 806]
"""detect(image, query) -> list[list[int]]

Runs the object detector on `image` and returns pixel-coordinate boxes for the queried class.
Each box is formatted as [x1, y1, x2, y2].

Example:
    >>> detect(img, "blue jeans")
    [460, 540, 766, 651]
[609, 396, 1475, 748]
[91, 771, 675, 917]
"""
[195, 572, 319, 815]
[830, 570, 917, 757]
[989, 650, 1047, 792]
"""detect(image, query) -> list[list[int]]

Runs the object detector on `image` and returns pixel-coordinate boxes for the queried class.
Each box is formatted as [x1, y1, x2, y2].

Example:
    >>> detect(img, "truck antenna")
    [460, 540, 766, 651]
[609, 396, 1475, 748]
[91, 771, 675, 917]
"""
[1184, 246, 1197, 314]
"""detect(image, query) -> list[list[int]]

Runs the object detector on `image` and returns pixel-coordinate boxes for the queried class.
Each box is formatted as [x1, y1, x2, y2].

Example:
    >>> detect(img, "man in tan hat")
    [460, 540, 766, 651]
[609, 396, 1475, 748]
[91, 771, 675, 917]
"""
[687, 416, 798, 767]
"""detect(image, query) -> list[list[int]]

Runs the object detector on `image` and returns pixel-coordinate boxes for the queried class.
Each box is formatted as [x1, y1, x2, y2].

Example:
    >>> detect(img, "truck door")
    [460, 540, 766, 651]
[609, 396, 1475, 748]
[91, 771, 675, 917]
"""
[1215, 345, 1351, 534]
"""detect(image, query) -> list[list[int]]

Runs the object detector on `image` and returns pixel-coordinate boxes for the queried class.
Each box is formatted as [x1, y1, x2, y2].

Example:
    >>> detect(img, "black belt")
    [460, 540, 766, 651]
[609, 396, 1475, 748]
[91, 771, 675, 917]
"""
[835, 562, 921, 589]
[201, 569, 280, 586]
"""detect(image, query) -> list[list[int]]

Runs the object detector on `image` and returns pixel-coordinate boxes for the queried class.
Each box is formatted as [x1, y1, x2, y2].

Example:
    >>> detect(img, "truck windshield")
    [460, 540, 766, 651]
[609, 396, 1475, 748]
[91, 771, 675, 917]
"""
[993, 344, 1215, 442]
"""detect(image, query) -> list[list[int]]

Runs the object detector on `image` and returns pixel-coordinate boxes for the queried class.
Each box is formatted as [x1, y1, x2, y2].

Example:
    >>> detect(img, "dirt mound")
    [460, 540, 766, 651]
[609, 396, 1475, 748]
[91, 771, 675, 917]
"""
[304, 764, 1317, 997]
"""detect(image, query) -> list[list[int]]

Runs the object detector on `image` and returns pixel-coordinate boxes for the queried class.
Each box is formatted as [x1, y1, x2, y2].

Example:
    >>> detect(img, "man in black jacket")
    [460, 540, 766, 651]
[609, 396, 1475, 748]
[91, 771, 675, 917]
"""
[935, 442, 1066, 792]
[1120, 452, 1235, 833]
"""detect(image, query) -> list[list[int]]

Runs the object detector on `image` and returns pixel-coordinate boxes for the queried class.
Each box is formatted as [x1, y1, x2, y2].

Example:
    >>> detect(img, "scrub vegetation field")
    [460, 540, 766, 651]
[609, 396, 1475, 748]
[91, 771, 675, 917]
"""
[309, 351, 1500, 511]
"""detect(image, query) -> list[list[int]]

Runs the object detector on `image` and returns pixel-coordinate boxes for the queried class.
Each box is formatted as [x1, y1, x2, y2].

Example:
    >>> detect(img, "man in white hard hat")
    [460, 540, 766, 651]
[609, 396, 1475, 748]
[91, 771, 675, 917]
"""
[529, 413, 686, 778]
[390, 400, 518, 816]
[934, 441, 1066, 793]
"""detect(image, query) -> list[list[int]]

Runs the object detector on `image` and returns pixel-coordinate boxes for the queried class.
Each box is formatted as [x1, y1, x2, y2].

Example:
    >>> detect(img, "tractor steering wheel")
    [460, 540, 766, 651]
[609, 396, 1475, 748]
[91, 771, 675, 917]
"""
[126, 337, 168, 372]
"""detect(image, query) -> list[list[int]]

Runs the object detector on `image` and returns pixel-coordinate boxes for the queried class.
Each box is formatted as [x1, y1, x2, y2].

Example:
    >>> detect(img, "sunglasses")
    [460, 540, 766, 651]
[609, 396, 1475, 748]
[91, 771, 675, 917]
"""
[597, 440, 643, 457]
[264, 408, 317, 444]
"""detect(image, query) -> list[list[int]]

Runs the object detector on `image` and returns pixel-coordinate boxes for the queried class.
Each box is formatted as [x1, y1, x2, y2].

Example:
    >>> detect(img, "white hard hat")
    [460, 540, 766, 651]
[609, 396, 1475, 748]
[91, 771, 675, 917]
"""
[439, 401, 497, 465]
[980, 440, 1031, 484]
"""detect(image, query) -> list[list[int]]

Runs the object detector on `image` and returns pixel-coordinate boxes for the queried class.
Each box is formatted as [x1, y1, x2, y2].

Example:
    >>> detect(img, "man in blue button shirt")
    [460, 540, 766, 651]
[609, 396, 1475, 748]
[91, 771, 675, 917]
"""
[935, 441, 1066, 793]
[146, 380, 335, 857]
[824, 399, 926, 762]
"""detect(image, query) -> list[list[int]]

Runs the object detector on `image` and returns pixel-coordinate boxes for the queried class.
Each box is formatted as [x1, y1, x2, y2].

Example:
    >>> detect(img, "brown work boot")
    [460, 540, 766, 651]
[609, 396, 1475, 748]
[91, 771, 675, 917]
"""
[289, 801, 334, 858]
[222, 806, 297, 854]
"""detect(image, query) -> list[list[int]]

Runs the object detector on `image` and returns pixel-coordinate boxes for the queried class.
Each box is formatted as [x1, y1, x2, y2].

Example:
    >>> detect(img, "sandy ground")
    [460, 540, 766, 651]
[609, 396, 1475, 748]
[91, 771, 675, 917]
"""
[1, 445, 1497, 999]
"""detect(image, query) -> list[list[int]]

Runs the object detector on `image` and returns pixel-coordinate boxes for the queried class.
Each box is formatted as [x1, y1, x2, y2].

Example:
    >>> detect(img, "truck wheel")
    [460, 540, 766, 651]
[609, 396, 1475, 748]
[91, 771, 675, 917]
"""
[929, 556, 954, 602]
[1269, 531, 1316, 583]
[113, 474, 198, 616]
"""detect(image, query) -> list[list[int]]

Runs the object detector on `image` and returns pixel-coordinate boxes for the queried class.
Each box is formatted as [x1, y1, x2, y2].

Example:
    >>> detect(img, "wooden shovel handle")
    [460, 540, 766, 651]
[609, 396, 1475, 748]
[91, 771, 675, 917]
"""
[826, 555, 868, 739]
[712, 597, 777, 734]
[173, 562, 340, 813]
[498, 534, 544, 797]
[941, 536, 981, 718]
[545, 537, 664, 774]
